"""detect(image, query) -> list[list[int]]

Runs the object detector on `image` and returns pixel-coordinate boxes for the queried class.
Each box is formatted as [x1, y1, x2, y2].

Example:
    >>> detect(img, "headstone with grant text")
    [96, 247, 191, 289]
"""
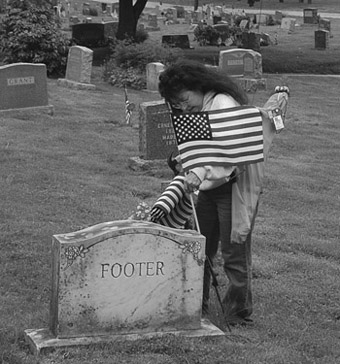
[139, 100, 177, 160]
[0, 63, 53, 114]
[24, 220, 224, 354]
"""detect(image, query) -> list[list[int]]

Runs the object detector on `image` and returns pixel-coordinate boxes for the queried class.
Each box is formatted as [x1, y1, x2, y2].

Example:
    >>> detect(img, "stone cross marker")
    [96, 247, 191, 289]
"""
[24, 220, 224, 354]
[139, 100, 177, 160]
[0, 63, 53, 113]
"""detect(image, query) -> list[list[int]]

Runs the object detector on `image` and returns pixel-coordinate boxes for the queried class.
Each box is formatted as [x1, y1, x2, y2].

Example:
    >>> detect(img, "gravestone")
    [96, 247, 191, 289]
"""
[239, 19, 249, 30]
[146, 62, 165, 92]
[174, 6, 185, 18]
[72, 22, 118, 47]
[219, 48, 262, 78]
[255, 14, 267, 25]
[162, 34, 191, 49]
[139, 101, 177, 160]
[303, 8, 318, 24]
[165, 7, 178, 23]
[0, 63, 53, 114]
[319, 18, 331, 36]
[219, 49, 266, 92]
[275, 11, 283, 24]
[148, 14, 159, 29]
[281, 18, 296, 32]
[219, 49, 246, 77]
[57, 46, 95, 90]
[24, 221, 224, 354]
[315, 29, 329, 50]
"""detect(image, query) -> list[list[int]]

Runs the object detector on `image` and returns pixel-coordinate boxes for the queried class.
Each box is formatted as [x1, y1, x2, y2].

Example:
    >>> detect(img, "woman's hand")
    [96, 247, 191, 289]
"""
[184, 172, 201, 193]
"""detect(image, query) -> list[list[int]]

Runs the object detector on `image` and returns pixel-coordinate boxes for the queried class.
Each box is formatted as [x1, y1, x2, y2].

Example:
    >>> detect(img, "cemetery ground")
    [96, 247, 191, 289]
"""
[0, 69, 339, 363]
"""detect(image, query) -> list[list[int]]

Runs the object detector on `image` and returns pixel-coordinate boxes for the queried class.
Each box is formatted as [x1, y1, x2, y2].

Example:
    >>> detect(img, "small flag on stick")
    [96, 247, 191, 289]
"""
[124, 85, 132, 124]
[170, 106, 264, 173]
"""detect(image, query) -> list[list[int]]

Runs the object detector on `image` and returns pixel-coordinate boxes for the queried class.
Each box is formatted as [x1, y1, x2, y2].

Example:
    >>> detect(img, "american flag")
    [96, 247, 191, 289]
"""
[171, 106, 264, 172]
[124, 85, 132, 124]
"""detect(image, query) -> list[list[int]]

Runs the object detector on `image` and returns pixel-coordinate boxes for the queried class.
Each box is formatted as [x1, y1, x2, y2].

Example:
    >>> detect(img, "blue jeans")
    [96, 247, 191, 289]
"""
[197, 182, 253, 320]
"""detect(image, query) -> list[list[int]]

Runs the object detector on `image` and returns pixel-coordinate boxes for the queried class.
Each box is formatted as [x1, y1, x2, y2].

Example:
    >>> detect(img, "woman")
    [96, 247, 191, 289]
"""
[158, 60, 253, 326]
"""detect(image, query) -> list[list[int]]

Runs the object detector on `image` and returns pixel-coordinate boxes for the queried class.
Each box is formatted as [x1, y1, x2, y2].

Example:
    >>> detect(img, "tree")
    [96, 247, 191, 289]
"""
[116, 0, 148, 40]
[0, 0, 70, 76]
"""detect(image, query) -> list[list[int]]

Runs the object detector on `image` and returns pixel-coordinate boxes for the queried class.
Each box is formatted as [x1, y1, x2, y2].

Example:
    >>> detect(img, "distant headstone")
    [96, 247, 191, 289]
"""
[66, 46, 92, 83]
[219, 49, 246, 77]
[72, 22, 117, 47]
[165, 7, 178, 23]
[0, 63, 53, 114]
[148, 14, 158, 28]
[319, 18, 331, 36]
[281, 18, 296, 32]
[275, 11, 283, 24]
[139, 101, 176, 160]
[239, 19, 249, 30]
[174, 6, 185, 18]
[162, 34, 191, 49]
[255, 14, 267, 25]
[315, 29, 329, 49]
[303, 8, 318, 24]
[24, 221, 224, 354]
[219, 49, 266, 92]
[146, 62, 165, 92]
[57, 46, 95, 90]
[219, 48, 262, 79]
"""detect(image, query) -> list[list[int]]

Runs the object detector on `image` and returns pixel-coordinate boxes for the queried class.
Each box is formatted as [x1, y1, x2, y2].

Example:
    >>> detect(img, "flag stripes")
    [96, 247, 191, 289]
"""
[152, 176, 193, 229]
[124, 86, 132, 124]
[171, 106, 264, 172]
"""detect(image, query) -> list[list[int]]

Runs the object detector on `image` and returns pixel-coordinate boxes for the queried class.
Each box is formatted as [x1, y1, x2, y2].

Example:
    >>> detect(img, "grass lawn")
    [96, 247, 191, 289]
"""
[0, 1, 340, 363]
[0, 71, 339, 363]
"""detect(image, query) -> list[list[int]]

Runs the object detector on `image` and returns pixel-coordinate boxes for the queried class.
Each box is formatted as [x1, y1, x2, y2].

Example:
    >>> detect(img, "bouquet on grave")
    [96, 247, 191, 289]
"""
[127, 201, 152, 221]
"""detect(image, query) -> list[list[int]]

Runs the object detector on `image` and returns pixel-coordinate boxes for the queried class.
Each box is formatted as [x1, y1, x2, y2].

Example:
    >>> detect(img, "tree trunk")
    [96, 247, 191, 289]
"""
[116, 0, 148, 40]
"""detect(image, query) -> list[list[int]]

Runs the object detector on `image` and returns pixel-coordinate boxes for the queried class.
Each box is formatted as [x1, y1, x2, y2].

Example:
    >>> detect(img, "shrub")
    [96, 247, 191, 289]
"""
[194, 23, 221, 46]
[0, 2, 71, 77]
[89, 7, 98, 16]
[103, 40, 180, 89]
[134, 27, 149, 44]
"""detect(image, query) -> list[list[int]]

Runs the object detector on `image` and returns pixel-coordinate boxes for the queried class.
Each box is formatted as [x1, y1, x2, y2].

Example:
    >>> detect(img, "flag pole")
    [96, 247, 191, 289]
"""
[189, 193, 231, 332]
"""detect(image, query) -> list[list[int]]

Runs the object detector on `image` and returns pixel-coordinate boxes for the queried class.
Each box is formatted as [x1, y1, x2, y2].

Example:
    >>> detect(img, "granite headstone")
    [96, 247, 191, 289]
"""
[0, 63, 53, 113]
[139, 101, 176, 160]
[24, 221, 224, 354]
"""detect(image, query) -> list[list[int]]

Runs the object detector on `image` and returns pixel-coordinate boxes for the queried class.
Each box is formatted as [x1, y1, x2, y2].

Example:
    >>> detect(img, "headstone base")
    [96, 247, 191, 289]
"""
[24, 318, 225, 355]
[57, 78, 96, 90]
[237, 77, 267, 93]
[0, 104, 54, 116]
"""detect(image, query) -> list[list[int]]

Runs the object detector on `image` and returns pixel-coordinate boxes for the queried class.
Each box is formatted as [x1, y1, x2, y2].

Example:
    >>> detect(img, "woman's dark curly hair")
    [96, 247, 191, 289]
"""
[158, 60, 248, 106]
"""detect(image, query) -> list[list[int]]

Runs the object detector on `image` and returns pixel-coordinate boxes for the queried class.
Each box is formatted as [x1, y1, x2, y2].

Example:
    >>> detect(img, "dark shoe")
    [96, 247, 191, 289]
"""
[226, 316, 254, 327]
